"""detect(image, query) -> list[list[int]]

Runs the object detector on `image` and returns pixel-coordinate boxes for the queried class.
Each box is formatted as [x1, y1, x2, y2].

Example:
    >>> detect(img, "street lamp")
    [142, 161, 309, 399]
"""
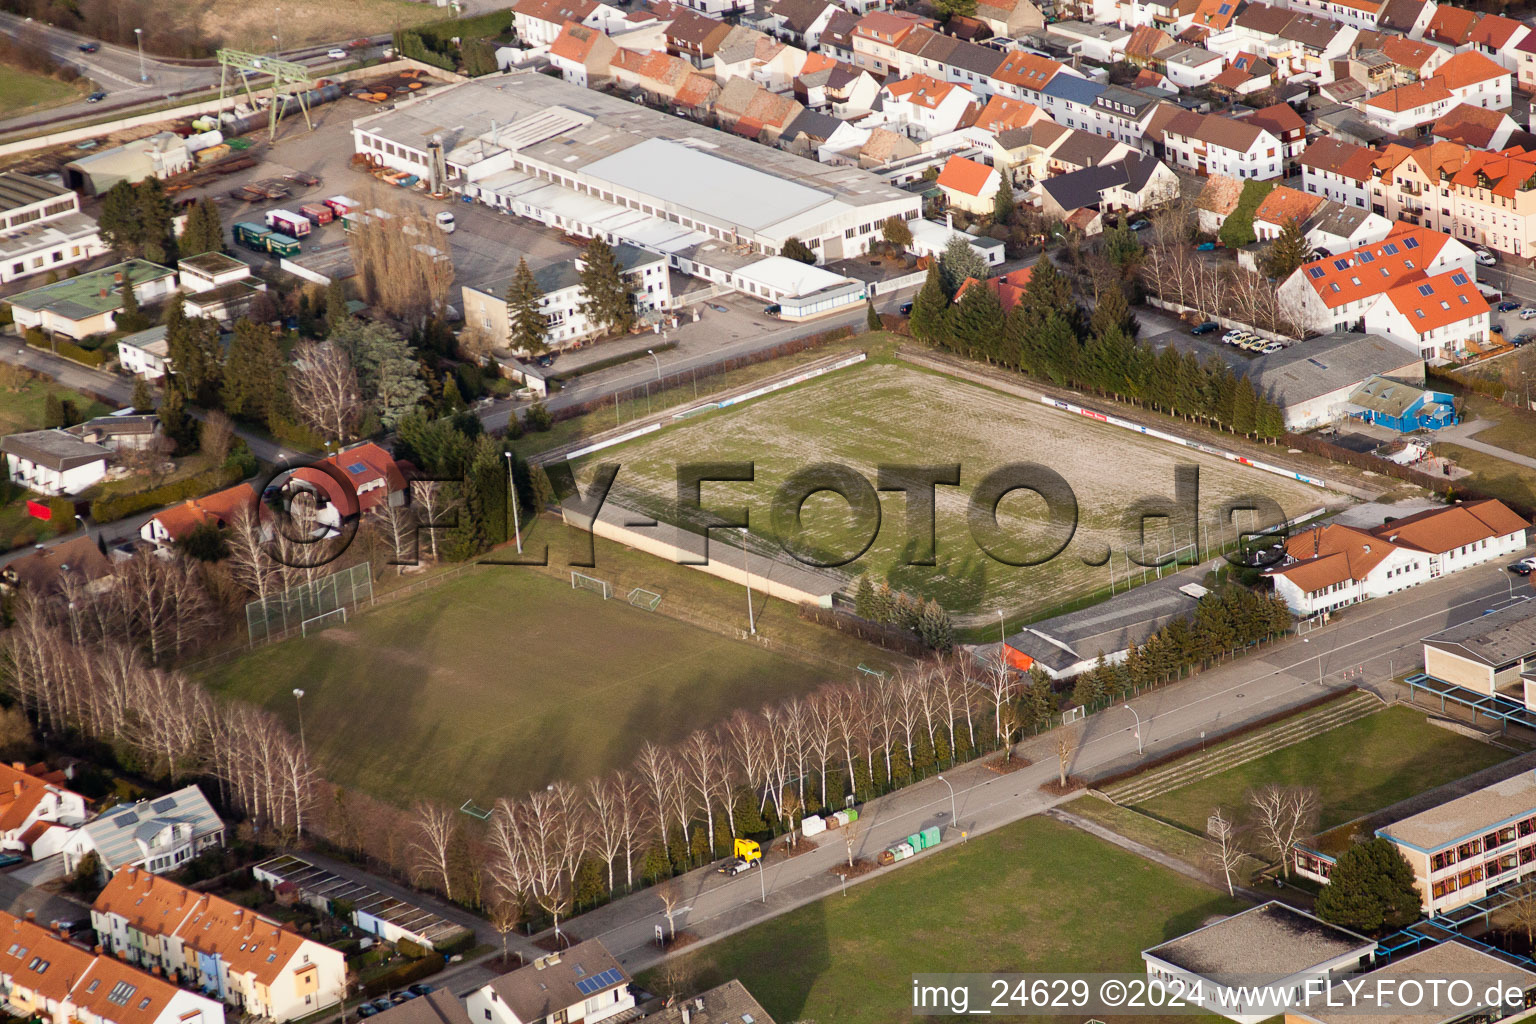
[292, 688, 306, 754]
[752, 858, 766, 904]
[996, 609, 1005, 646]
[647, 348, 661, 380]
[936, 774, 957, 830]
[1123, 703, 1143, 756]
[739, 526, 755, 635]
[503, 452, 523, 555]
[134, 28, 146, 82]
[1303, 637, 1323, 685]
[1500, 564, 1516, 599]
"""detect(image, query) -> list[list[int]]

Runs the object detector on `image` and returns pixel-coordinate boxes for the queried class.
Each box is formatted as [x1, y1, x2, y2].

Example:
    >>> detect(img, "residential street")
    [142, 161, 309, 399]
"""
[522, 560, 1533, 976]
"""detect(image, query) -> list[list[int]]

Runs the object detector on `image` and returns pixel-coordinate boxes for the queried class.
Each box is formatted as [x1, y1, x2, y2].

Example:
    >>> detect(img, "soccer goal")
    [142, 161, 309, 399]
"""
[301, 606, 347, 638]
[1061, 706, 1087, 725]
[459, 799, 492, 820]
[571, 571, 612, 599]
[627, 587, 662, 611]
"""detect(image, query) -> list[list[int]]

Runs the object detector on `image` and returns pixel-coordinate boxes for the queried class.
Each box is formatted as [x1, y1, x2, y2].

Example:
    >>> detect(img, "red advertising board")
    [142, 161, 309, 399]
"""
[25, 499, 51, 521]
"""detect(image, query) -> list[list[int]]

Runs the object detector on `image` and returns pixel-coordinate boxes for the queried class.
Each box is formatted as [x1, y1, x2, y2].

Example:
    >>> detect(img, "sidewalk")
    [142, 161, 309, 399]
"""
[1436, 417, 1536, 472]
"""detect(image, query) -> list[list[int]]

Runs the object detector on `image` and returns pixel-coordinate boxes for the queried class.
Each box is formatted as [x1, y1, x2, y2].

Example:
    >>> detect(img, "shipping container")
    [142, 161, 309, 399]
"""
[194, 144, 231, 166]
[919, 826, 941, 849]
[233, 222, 272, 251]
[265, 209, 312, 238]
[299, 203, 333, 225]
[263, 232, 301, 258]
[801, 815, 826, 838]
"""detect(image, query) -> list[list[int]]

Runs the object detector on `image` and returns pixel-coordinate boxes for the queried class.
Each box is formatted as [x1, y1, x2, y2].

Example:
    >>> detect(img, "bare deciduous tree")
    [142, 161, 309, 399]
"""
[346, 196, 455, 325]
[656, 878, 683, 941]
[289, 341, 360, 444]
[199, 409, 234, 464]
[1506, 879, 1536, 950]
[407, 802, 458, 901]
[409, 481, 459, 564]
[1055, 726, 1080, 788]
[1208, 807, 1246, 897]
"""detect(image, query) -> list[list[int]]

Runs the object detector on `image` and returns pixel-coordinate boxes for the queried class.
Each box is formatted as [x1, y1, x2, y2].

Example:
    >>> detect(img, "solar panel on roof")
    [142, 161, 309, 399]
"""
[1307, 267, 1324, 279]
[151, 797, 177, 812]
[1452, 272, 1469, 285]
[1358, 251, 1375, 263]
[575, 977, 600, 996]
[1332, 258, 1349, 270]
[114, 810, 140, 828]
[1403, 236, 1420, 249]
[1381, 242, 1399, 255]
[1417, 284, 1434, 296]
[347, 462, 368, 475]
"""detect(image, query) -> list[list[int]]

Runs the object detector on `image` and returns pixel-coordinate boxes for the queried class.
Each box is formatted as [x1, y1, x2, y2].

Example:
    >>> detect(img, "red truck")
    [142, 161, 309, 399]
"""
[299, 202, 333, 226]
[323, 195, 359, 219]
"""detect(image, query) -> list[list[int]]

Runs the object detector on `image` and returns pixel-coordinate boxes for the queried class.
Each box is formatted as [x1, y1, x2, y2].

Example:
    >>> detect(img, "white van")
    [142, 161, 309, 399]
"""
[435, 211, 456, 234]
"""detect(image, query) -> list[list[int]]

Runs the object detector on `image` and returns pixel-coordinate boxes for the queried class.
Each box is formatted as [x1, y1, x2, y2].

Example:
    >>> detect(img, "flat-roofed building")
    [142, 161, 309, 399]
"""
[1143, 902, 1376, 1024]
[6, 260, 177, 340]
[0, 172, 104, 285]
[1286, 941, 1536, 1024]
[1422, 599, 1536, 699]
[351, 72, 920, 294]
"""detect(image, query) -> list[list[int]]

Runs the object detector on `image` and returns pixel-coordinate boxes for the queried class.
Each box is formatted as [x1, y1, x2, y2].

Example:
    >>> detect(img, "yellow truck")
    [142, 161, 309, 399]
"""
[717, 838, 762, 875]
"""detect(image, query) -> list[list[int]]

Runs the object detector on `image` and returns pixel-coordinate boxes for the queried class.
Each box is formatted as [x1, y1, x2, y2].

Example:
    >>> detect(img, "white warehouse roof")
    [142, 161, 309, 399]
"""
[737, 256, 853, 297]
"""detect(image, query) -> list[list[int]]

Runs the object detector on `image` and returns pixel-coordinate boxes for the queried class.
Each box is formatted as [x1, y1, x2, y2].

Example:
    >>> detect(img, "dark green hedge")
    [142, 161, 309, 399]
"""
[90, 450, 257, 524]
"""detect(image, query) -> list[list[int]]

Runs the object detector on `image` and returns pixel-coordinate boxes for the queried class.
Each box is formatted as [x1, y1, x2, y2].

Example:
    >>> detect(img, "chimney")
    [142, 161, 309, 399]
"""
[681, 1010, 690, 1024]
[113, 272, 124, 284]
[945, 211, 953, 230]
[152, 966, 161, 977]
[24, 910, 35, 922]
[11, 781, 20, 798]
[99, 288, 109, 299]
[9, 763, 20, 772]
[94, 945, 103, 956]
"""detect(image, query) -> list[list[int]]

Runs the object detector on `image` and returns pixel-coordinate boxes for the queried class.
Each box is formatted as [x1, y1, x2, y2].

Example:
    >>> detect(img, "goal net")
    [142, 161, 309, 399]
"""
[627, 587, 662, 611]
[301, 606, 347, 637]
[246, 563, 374, 644]
[571, 571, 612, 599]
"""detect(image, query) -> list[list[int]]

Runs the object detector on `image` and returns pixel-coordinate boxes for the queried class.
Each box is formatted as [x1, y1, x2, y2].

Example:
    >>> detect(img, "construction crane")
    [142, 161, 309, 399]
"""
[216, 49, 316, 142]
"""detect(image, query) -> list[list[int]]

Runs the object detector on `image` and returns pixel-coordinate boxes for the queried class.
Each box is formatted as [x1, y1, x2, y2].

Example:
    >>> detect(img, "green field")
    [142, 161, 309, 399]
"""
[1136, 707, 1510, 834]
[578, 359, 1341, 617]
[0, 63, 84, 118]
[648, 815, 1245, 1024]
[202, 557, 873, 806]
[0, 379, 111, 435]
[1436, 442, 1536, 513]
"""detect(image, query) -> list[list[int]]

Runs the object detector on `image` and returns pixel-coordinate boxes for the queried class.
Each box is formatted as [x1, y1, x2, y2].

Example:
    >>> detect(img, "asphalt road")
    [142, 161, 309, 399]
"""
[0, 12, 387, 133]
[544, 557, 1535, 976]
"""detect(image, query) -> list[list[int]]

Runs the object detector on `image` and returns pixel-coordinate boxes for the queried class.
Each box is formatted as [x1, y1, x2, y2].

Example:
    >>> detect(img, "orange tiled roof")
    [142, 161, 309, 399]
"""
[1382, 268, 1489, 332]
[150, 483, 258, 542]
[953, 266, 1034, 311]
[1371, 499, 1528, 553]
[885, 73, 968, 109]
[991, 50, 1064, 90]
[973, 94, 1043, 132]
[1447, 145, 1536, 199]
[1365, 77, 1452, 112]
[95, 868, 307, 986]
[1424, 4, 1480, 44]
[1272, 523, 1394, 592]
[550, 20, 603, 62]
[1379, 34, 1440, 71]
[1294, 224, 1452, 310]
[936, 154, 996, 196]
[1467, 13, 1527, 49]
[1433, 50, 1509, 91]
[1254, 185, 1324, 227]
[1299, 137, 1379, 181]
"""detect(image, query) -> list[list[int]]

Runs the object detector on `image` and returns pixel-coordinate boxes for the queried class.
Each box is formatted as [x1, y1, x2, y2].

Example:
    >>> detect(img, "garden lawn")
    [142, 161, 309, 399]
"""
[1435, 442, 1536, 513]
[201, 560, 874, 806]
[648, 815, 1245, 1024]
[1136, 706, 1510, 833]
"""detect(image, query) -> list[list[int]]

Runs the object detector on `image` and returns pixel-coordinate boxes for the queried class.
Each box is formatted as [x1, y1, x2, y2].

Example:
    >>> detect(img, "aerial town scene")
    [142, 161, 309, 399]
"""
[3, 0, 1536, 1018]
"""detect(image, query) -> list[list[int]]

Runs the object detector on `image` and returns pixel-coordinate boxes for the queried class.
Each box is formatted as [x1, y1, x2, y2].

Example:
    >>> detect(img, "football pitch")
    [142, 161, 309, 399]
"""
[201, 566, 854, 806]
[577, 360, 1345, 617]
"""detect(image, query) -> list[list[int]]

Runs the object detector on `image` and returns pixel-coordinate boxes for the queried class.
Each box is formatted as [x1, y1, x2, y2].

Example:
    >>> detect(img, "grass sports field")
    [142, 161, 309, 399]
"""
[1135, 707, 1509, 833]
[646, 815, 1244, 1024]
[194, 0, 443, 50]
[579, 359, 1342, 617]
[202, 563, 860, 806]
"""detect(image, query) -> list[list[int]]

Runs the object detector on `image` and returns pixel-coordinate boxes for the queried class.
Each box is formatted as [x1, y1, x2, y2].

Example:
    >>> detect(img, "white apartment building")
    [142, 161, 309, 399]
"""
[0, 173, 104, 285]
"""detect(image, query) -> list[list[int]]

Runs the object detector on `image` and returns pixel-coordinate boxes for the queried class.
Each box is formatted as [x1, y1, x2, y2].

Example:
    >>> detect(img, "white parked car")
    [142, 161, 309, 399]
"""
[1519, 308, 1536, 320]
[327, 48, 347, 60]
[1477, 249, 1498, 266]
[435, 211, 456, 234]
[1222, 329, 1245, 344]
